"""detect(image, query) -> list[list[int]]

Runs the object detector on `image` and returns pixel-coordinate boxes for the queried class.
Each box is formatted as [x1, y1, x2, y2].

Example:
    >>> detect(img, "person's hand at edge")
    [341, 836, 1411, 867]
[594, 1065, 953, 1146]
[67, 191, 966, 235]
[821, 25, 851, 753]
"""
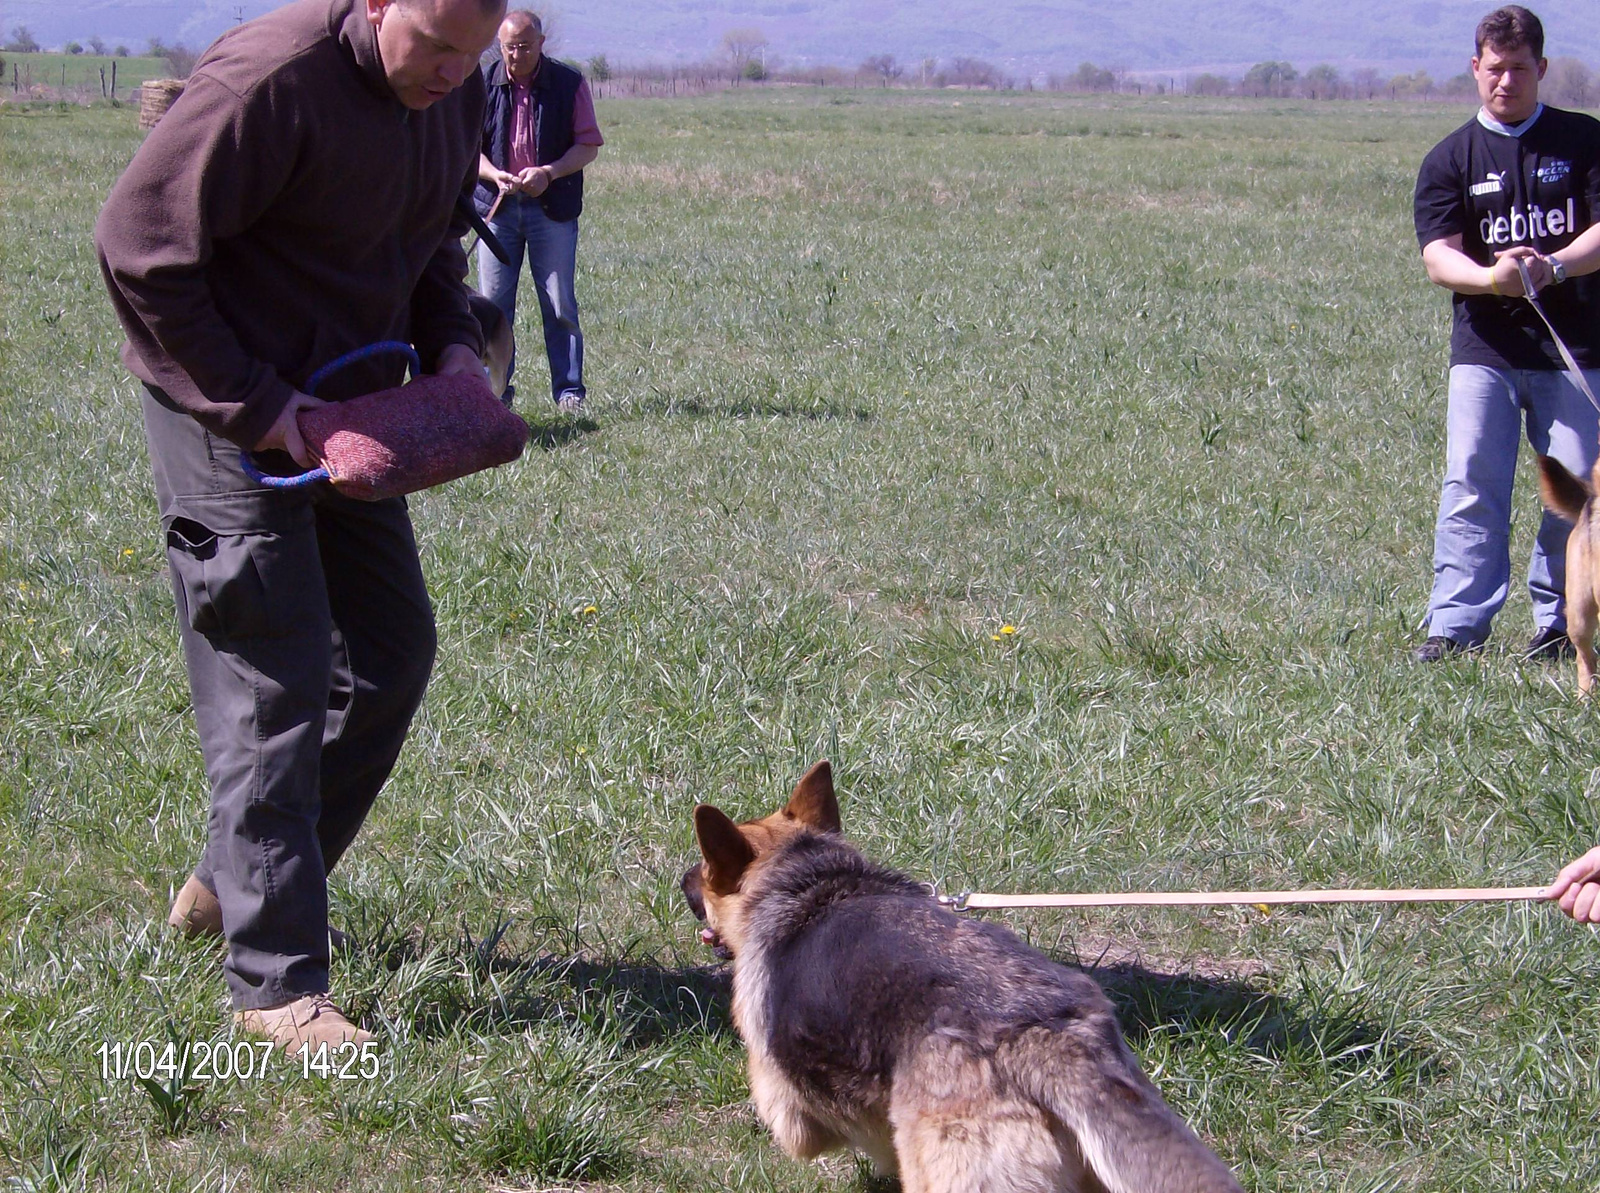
[1547, 845, 1600, 922]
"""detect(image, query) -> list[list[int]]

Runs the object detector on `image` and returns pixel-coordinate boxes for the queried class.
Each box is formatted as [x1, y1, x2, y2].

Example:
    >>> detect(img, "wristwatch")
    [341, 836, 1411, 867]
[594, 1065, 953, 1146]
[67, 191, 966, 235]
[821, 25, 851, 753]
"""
[1550, 257, 1569, 284]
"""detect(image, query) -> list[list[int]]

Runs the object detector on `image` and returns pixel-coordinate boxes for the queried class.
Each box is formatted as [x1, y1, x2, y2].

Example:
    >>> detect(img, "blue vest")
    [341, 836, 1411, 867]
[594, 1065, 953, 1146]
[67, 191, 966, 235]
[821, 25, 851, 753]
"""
[477, 55, 584, 222]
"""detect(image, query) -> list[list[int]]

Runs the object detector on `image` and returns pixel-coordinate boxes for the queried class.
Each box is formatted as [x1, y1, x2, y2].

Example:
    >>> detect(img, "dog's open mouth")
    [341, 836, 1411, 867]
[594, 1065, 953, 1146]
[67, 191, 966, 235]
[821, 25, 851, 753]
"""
[682, 864, 734, 960]
[699, 927, 732, 960]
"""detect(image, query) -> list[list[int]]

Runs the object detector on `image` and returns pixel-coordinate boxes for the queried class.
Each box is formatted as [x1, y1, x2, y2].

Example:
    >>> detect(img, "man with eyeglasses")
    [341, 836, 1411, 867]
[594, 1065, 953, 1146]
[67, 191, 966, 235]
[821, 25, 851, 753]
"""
[476, 9, 604, 413]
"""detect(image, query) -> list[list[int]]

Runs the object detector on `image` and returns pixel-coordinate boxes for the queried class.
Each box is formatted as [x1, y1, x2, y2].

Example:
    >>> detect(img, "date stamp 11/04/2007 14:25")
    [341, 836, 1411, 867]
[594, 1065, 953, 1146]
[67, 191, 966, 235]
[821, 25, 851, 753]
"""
[99, 1038, 386, 1083]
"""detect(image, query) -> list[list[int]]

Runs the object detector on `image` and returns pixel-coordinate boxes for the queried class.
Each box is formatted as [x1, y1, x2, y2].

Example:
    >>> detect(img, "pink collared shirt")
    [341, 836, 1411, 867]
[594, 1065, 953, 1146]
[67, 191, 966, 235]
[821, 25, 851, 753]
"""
[507, 62, 605, 175]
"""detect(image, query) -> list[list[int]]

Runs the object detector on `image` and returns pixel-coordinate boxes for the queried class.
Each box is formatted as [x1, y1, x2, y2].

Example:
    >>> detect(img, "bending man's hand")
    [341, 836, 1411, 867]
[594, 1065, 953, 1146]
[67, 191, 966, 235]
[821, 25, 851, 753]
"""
[253, 390, 326, 468]
[435, 342, 490, 388]
[1547, 845, 1600, 922]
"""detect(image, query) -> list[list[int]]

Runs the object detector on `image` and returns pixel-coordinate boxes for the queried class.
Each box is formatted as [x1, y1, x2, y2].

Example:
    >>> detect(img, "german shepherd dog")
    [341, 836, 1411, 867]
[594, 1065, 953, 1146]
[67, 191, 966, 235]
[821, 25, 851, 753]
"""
[681, 761, 1244, 1193]
[467, 290, 515, 404]
[1537, 455, 1600, 692]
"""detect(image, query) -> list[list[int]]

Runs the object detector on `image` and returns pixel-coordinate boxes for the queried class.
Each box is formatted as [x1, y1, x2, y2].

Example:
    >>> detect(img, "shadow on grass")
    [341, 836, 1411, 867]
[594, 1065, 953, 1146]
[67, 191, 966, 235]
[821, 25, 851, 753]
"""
[363, 917, 1426, 1080]
[1087, 956, 1434, 1078]
[523, 416, 601, 451]
[364, 923, 735, 1046]
[530, 953, 735, 1046]
[641, 395, 874, 421]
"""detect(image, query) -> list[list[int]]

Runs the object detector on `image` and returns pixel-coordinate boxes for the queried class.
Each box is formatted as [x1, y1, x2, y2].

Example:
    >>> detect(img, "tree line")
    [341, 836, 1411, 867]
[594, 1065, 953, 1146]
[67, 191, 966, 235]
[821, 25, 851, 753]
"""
[10, 17, 1600, 110]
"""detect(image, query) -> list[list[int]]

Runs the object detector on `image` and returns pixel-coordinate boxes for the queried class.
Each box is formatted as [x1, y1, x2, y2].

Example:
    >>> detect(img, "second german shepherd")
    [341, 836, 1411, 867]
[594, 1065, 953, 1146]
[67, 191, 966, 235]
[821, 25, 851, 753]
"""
[1537, 454, 1600, 692]
[681, 761, 1244, 1193]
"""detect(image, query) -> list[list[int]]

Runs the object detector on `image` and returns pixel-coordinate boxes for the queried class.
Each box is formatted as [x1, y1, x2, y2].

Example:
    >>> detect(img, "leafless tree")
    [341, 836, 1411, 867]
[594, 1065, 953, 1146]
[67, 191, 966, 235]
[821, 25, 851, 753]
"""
[941, 56, 1002, 88]
[1544, 57, 1594, 108]
[1068, 61, 1115, 92]
[862, 53, 901, 86]
[1387, 69, 1433, 99]
[164, 41, 199, 78]
[1302, 63, 1342, 99]
[721, 27, 768, 77]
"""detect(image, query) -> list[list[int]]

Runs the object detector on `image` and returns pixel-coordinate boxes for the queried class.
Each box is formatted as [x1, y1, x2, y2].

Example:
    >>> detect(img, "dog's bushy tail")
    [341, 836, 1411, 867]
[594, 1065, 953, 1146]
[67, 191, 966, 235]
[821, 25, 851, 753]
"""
[1001, 1019, 1244, 1193]
[1538, 455, 1593, 524]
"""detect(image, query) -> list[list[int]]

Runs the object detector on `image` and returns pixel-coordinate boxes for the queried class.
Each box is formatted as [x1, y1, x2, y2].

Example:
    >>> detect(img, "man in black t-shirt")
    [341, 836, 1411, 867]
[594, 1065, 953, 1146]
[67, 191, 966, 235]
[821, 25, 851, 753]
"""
[1412, 6, 1600, 663]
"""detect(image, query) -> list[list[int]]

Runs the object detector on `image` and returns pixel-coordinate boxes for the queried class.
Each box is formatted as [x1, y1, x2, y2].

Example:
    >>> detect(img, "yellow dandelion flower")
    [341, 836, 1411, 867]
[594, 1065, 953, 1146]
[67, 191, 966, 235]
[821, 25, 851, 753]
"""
[990, 634, 1002, 642]
[1253, 903, 1271, 916]
[582, 604, 598, 616]
[122, 548, 135, 557]
[1000, 624, 1017, 635]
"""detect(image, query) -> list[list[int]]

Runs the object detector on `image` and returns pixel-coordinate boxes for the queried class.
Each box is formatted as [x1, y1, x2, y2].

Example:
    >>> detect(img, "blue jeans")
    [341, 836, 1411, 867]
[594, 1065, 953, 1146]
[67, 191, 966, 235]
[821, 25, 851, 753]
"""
[1427, 364, 1600, 645]
[477, 194, 583, 404]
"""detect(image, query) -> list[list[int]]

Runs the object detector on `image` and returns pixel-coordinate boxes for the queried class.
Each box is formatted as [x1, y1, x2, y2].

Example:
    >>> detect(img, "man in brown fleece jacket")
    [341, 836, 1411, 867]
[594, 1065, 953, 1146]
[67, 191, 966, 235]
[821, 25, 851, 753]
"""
[95, 0, 506, 1052]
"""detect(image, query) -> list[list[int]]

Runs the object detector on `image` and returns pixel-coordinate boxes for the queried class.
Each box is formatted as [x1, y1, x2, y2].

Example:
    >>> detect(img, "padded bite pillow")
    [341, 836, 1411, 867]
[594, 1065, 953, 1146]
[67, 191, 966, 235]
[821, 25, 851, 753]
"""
[298, 373, 530, 501]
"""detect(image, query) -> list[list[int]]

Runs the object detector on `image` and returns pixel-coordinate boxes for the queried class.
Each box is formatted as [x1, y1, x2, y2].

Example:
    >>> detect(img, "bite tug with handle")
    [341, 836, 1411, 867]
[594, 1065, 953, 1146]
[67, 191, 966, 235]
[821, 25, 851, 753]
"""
[240, 340, 530, 500]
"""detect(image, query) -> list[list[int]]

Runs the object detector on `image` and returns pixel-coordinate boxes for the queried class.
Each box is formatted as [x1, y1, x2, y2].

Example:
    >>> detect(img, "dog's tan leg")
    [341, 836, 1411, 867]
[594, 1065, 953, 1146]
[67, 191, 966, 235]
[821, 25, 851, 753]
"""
[892, 1102, 1077, 1193]
[747, 1052, 843, 1160]
[1570, 519, 1598, 695]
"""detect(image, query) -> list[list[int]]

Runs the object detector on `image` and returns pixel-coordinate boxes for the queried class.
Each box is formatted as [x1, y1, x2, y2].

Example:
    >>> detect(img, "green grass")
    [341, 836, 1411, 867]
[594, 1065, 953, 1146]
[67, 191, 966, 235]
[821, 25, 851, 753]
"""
[3, 53, 169, 97]
[3, 88, 1600, 1190]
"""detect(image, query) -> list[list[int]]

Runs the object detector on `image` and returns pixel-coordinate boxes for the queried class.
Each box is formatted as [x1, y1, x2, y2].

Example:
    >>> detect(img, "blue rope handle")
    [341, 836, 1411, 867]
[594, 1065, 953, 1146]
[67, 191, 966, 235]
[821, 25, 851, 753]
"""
[240, 341, 421, 489]
[305, 341, 421, 398]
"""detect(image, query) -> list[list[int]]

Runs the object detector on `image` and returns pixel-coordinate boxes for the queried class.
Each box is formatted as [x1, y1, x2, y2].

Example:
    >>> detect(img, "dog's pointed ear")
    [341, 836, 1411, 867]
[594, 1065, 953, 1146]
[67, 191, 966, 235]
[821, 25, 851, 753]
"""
[694, 804, 757, 895]
[783, 760, 841, 834]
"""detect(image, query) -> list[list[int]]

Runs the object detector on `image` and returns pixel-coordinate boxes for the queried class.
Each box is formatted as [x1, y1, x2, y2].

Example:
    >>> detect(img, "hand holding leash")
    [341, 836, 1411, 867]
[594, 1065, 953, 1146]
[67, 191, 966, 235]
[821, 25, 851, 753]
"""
[1548, 846, 1600, 922]
[1513, 256, 1600, 415]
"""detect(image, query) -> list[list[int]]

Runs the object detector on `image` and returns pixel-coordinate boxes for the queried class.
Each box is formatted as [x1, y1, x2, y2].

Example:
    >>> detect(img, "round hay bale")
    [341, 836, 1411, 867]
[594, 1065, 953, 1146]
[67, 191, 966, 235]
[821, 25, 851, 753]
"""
[138, 78, 186, 130]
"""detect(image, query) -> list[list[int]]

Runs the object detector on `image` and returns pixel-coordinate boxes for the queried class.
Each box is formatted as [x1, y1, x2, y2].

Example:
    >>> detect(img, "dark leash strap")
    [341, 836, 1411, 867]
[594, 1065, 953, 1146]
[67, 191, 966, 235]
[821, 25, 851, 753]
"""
[458, 191, 511, 266]
[1515, 257, 1600, 415]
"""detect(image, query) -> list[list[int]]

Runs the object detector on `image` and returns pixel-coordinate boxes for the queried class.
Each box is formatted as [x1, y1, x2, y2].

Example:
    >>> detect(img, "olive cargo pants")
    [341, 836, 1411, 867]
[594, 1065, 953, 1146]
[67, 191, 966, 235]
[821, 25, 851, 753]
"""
[142, 387, 436, 1009]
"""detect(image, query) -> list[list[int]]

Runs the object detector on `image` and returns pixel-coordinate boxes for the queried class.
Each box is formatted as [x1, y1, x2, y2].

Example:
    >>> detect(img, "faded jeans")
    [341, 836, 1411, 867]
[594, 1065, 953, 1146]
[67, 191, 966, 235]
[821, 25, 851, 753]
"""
[477, 194, 583, 404]
[1427, 364, 1600, 645]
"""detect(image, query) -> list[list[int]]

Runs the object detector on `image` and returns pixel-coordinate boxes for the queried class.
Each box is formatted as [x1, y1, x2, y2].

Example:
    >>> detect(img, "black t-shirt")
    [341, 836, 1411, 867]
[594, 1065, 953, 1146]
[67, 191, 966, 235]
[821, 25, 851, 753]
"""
[1414, 105, 1600, 369]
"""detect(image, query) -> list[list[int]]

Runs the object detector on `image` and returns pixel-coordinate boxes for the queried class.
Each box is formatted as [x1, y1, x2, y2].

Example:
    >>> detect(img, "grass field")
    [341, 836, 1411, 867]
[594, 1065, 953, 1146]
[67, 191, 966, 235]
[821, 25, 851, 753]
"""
[4, 89, 1600, 1191]
[2, 53, 169, 99]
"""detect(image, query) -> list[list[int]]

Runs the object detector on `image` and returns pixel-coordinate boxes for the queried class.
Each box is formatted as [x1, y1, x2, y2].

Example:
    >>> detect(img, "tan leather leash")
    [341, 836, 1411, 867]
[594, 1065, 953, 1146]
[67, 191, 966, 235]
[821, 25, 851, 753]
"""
[937, 885, 1548, 911]
[1514, 256, 1600, 415]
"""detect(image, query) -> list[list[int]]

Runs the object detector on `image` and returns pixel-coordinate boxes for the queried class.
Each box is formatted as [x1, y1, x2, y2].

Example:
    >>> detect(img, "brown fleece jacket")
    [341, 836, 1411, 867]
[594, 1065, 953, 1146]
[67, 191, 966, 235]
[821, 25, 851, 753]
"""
[94, 0, 485, 448]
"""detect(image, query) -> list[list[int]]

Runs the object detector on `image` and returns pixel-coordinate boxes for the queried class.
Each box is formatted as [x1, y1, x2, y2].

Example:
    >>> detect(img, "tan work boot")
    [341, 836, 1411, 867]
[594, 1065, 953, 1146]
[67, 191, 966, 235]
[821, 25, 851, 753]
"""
[167, 874, 223, 938]
[234, 993, 372, 1053]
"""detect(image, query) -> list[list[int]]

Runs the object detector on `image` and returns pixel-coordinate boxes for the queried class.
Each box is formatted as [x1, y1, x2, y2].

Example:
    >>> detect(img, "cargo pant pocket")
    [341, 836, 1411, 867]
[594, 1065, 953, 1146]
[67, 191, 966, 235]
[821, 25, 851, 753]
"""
[164, 515, 282, 640]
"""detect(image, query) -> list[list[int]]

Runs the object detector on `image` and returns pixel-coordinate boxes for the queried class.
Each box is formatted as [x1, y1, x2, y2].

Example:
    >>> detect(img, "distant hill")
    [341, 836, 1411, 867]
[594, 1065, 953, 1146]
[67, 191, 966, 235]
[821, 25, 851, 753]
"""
[8, 0, 1600, 82]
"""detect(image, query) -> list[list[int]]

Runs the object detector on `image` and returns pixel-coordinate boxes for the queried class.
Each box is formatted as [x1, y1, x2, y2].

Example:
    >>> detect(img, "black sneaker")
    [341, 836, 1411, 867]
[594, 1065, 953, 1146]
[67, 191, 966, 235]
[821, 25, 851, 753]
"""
[1413, 635, 1478, 663]
[1524, 627, 1575, 662]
